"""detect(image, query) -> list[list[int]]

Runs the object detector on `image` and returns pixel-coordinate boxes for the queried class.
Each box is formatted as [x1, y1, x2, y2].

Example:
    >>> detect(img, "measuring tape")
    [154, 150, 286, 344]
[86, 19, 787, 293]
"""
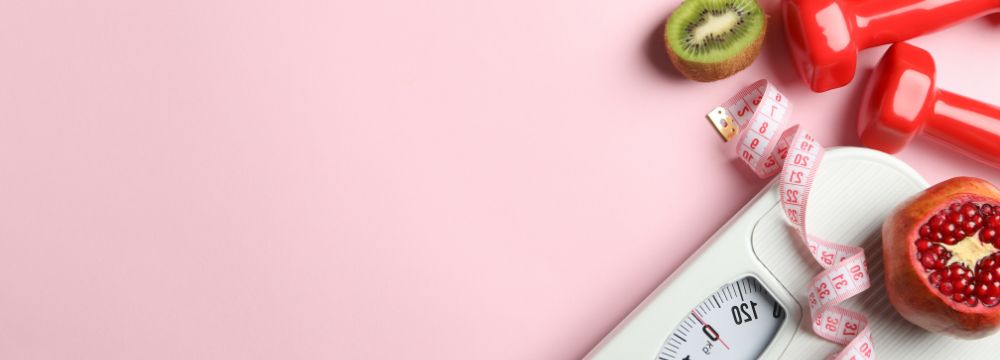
[707, 80, 876, 360]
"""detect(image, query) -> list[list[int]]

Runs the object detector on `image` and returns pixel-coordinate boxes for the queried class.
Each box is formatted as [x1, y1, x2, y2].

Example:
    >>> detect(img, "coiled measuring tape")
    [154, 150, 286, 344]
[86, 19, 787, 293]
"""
[707, 80, 875, 360]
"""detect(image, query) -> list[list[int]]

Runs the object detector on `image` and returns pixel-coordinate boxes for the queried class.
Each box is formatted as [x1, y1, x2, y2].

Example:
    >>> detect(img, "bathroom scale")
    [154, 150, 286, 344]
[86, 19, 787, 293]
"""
[584, 147, 1000, 359]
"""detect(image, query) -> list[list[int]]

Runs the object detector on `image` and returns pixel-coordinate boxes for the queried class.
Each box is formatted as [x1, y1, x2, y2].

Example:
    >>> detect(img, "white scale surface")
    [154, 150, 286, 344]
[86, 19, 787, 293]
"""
[585, 147, 1000, 359]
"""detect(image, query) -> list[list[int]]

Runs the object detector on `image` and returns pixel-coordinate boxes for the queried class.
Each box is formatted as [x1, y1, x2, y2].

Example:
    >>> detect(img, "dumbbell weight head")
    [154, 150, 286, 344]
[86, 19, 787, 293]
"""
[783, 0, 859, 93]
[857, 42, 936, 154]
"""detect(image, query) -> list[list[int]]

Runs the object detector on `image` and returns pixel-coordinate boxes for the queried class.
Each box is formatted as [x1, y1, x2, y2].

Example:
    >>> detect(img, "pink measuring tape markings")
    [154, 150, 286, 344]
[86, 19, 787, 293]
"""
[707, 80, 876, 360]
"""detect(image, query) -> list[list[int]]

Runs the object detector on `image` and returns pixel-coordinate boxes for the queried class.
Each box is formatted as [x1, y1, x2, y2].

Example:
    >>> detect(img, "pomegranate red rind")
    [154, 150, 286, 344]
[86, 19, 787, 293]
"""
[883, 176, 1000, 338]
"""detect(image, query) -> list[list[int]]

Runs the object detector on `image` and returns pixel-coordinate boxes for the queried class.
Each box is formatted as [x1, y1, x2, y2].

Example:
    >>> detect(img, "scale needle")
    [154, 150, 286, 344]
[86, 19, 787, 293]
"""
[691, 310, 731, 350]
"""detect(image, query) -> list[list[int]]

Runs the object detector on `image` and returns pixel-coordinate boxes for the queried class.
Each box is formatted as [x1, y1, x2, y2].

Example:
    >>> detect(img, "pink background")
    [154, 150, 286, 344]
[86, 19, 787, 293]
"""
[1, 0, 999, 359]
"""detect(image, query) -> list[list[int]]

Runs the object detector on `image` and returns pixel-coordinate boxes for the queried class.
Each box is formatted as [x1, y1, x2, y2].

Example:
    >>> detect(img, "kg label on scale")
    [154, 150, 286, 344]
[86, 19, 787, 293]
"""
[658, 277, 785, 360]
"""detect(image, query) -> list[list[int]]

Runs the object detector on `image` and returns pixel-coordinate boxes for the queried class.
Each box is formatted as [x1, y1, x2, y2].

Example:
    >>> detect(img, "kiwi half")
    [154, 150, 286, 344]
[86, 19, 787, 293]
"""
[664, 0, 766, 82]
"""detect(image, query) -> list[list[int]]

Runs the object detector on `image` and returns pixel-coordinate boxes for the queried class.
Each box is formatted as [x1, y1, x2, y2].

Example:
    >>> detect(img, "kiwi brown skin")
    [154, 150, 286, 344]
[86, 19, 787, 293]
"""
[664, 15, 766, 82]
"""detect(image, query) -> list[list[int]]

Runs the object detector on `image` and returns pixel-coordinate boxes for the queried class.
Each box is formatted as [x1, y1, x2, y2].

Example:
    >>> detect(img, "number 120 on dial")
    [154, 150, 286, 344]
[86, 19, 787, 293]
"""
[658, 277, 786, 360]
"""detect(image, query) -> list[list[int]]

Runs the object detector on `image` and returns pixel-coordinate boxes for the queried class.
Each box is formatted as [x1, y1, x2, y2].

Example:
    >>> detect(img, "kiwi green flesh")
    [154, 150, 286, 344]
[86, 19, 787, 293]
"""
[666, 0, 764, 63]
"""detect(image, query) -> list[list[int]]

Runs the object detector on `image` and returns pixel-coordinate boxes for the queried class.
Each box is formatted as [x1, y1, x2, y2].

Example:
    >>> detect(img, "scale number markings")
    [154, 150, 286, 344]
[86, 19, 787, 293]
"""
[657, 277, 786, 360]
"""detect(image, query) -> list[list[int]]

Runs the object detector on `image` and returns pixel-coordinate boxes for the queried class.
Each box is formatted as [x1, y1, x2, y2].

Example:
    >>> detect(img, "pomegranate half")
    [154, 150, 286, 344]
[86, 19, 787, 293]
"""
[884, 177, 1000, 338]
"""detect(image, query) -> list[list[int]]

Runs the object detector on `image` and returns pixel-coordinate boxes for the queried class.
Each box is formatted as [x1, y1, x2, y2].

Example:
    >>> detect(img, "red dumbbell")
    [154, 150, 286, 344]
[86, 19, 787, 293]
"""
[783, 0, 999, 92]
[857, 42, 1000, 168]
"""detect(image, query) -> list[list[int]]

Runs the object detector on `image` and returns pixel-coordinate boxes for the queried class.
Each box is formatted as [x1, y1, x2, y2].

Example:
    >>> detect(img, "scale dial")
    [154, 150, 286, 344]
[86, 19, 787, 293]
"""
[657, 276, 785, 360]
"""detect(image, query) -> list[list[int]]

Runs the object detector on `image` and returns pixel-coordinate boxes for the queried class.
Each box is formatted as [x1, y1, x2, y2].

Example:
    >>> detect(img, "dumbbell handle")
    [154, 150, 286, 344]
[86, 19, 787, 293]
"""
[926, 89, 1000, 167]
[853, 0, 999, 48]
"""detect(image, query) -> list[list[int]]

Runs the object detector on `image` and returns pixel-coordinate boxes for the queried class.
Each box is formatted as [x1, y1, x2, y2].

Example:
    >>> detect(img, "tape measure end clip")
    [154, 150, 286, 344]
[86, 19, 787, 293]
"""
[707, 107, 738, 142]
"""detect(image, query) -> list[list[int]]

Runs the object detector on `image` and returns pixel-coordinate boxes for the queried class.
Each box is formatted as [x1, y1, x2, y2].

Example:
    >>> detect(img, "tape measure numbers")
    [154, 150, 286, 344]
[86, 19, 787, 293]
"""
[709, 80, 876, 360]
